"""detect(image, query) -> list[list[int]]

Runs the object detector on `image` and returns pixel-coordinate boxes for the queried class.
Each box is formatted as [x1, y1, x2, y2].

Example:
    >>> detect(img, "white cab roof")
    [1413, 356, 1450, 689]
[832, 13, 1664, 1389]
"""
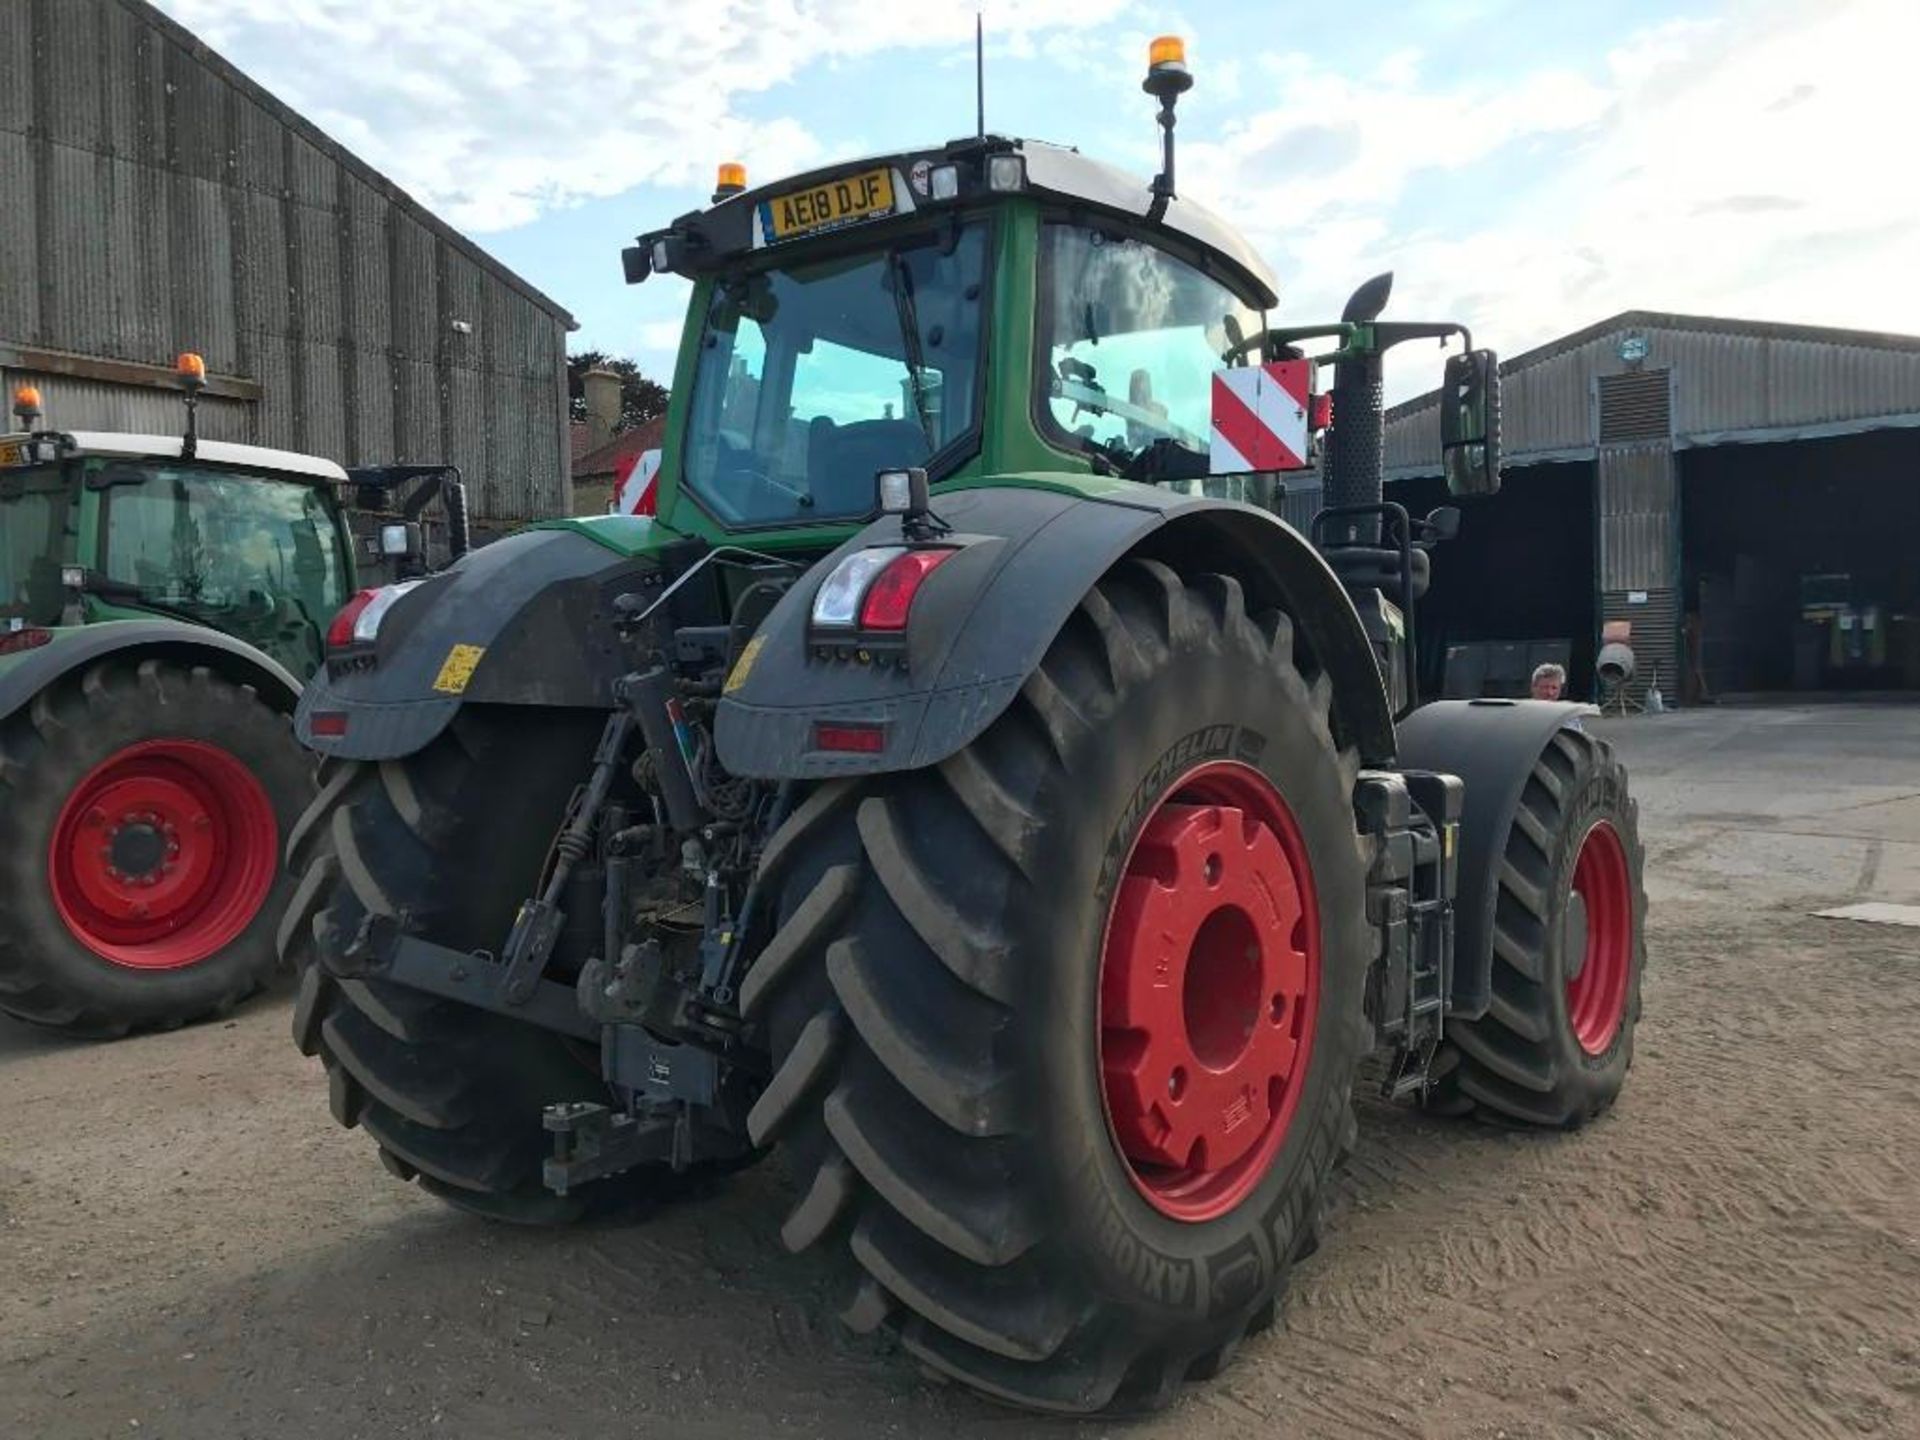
[2, 430, 348, 482]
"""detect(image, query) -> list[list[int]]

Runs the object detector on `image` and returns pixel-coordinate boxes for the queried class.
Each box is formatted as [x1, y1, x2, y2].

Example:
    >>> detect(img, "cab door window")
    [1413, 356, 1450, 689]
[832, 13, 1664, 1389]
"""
[1037, 223, 1264, 477]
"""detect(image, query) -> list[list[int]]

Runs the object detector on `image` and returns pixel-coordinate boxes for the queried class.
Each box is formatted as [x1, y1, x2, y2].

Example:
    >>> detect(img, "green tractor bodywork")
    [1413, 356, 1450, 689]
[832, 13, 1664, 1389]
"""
[283, 51, 1644, 1417]
[0, 421, 442, 1038]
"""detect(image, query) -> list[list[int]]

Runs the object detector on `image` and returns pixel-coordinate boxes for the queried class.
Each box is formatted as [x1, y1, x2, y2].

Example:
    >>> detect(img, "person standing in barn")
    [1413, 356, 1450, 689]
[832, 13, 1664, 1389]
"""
[1531, 662, 1567, 701]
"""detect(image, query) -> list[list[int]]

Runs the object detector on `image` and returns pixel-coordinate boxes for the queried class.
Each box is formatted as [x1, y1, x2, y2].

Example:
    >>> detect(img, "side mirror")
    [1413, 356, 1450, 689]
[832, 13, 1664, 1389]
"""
[1440, 348, 1502, 497]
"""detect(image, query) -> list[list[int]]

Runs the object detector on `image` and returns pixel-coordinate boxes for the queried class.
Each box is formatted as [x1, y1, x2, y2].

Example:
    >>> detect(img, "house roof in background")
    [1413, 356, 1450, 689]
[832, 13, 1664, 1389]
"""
[574, 417, 664, 479]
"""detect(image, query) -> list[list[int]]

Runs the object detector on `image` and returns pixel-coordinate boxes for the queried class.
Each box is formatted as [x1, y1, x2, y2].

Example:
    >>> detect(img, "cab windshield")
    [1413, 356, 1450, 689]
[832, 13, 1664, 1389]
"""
[0, 463, 73, 627]
[100, 465, 348, 674]
[681, 222, 988, 526]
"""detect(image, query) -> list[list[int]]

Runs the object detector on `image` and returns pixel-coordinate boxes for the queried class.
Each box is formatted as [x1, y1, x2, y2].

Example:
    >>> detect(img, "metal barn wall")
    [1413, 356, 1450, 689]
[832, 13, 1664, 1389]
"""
[1382, 318, 1920, 478]
[1597, 442, 1676, 592]
[0, 367, 250, 441]
[1596, 441, 1679, 705]
[0, 0, 573, 523]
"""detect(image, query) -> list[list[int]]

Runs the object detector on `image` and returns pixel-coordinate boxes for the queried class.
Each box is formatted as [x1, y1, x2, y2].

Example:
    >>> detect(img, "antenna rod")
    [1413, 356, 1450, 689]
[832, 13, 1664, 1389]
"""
[975, 12, 985, 137]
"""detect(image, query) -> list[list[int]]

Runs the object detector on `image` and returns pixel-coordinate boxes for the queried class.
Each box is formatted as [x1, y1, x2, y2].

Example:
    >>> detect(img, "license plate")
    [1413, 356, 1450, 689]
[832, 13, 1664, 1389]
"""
[766, 167, 896, 241]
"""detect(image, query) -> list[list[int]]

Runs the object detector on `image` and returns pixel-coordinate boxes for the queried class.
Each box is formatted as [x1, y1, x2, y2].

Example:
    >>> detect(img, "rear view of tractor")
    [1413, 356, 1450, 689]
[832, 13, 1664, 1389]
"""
[280, 36, 1645, 1414]
[0, 360, 466, 1037]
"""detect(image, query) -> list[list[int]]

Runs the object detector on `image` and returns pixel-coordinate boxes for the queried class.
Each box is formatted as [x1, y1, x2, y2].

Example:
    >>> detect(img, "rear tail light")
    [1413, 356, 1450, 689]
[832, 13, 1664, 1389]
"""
[811, 548, 906, 629]
[326, 580, 425, 650]
[0, 626, 53, 656]
[811, 546, 955, 633]
[326, 590, 378, 648]
[309, 711, 350, 738]
[858, 549, 954, 630]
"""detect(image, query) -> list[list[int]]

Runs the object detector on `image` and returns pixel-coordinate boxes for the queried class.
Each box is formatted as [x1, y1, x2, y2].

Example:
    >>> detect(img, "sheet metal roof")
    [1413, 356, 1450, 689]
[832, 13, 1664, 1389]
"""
[1382, 311, 1920, 478]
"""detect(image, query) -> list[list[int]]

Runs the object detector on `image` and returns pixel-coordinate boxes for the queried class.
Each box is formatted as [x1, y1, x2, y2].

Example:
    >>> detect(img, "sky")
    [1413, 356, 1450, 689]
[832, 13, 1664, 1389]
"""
[154, 0, 1920, 402]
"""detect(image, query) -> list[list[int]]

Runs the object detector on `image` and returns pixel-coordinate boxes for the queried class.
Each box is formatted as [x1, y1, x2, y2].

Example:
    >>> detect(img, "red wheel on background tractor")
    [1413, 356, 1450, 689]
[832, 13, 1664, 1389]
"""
[47, 738, 280, 971]
[0, 658, 310, 1038]
[743, 558, 1373, 1414]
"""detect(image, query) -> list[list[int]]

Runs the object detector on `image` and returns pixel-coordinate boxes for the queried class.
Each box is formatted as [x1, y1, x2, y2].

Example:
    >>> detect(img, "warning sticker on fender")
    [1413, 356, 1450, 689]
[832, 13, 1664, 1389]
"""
[432, 644, 486, 694]
[724, 634, 766, 695]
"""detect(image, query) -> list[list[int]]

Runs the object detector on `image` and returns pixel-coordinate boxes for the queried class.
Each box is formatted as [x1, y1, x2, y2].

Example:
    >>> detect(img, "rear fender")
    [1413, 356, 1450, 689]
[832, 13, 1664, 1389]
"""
[295, 526, 662, 760]
[715, 485, 1395, 778]
[0, 620, 302, 725]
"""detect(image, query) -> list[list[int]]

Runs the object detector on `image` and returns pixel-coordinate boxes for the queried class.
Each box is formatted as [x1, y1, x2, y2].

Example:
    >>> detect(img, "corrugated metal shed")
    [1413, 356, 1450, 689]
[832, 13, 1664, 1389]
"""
[1382, 313, 1920, 479]
[0, 0, 574, 523]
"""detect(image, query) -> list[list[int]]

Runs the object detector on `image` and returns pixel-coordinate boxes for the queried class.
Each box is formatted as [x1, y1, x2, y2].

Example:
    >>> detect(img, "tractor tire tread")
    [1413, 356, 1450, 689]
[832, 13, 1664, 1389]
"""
[752, 564, 1370, 1415]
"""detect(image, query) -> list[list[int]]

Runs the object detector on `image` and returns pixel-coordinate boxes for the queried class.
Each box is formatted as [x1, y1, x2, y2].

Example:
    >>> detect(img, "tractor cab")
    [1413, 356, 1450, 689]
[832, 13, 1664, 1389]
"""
[624, 117, 1300, 540]
[2, 375, 356, 679]
[620, 41, 1502, 726]
[621, 38, 1501, 713]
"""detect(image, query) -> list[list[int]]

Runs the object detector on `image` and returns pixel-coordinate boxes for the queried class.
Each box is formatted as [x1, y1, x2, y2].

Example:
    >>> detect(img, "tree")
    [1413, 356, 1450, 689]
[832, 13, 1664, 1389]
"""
[567, 350, 669, 433]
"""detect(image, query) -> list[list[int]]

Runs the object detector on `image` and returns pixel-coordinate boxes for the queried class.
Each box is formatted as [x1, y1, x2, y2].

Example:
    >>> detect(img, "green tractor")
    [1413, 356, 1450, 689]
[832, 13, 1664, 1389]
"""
[283, 38, 1645, 1414]
[0, 361, 466, 1037]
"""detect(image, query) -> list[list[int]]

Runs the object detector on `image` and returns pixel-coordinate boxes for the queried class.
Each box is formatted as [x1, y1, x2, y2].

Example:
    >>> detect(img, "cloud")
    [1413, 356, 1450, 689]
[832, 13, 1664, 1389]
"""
[638, 320, 688, 354]
[150, 0, 1920, 403]
[1691, 195, 1806, 216]
[1171, 1, 1920, 397]
[150, 0, 1131, 232]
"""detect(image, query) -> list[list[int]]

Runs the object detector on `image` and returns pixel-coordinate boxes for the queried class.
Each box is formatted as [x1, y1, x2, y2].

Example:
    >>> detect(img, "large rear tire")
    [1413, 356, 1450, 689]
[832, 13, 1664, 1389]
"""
[281, 708, 734, 1223]
[743, 559, 1372, 1414]
[1424, 725, 1646, 1126]
[0, 658, 309, 1038]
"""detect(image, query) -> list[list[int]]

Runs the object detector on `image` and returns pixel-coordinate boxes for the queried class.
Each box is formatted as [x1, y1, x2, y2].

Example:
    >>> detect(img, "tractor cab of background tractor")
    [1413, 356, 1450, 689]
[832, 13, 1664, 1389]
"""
[3, 362, 472, 677]
[2, 361, 361, 677]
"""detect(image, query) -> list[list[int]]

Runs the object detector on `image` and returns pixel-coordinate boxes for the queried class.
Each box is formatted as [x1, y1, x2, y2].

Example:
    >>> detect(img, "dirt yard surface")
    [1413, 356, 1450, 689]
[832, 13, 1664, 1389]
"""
[4, 702, 1917, 1439]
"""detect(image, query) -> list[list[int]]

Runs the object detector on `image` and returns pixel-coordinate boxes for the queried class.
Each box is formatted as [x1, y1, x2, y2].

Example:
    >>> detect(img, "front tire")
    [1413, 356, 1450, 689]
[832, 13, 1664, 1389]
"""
[0, 658, 310, 1038]
[1425, 725, 1646, 1126]
[744, 559, 1372, 1414]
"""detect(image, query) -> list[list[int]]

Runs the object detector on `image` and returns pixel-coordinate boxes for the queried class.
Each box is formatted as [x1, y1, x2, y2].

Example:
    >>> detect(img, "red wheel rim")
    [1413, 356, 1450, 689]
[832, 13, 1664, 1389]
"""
[1565, 820, 1632, 1055]
[1098, 761, 1320, 1223]
[48, 740, 279, 971]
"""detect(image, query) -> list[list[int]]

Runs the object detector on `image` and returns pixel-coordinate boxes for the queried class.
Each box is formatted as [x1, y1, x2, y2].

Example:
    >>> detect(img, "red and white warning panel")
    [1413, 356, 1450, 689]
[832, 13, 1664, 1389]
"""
[610, 448, 663, 516]
[1210, 359, 1312, 473]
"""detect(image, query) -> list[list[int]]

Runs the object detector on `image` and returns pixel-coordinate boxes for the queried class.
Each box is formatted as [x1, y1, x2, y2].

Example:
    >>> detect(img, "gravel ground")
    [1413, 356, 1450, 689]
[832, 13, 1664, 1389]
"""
[3, 701, 1917, 1439]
